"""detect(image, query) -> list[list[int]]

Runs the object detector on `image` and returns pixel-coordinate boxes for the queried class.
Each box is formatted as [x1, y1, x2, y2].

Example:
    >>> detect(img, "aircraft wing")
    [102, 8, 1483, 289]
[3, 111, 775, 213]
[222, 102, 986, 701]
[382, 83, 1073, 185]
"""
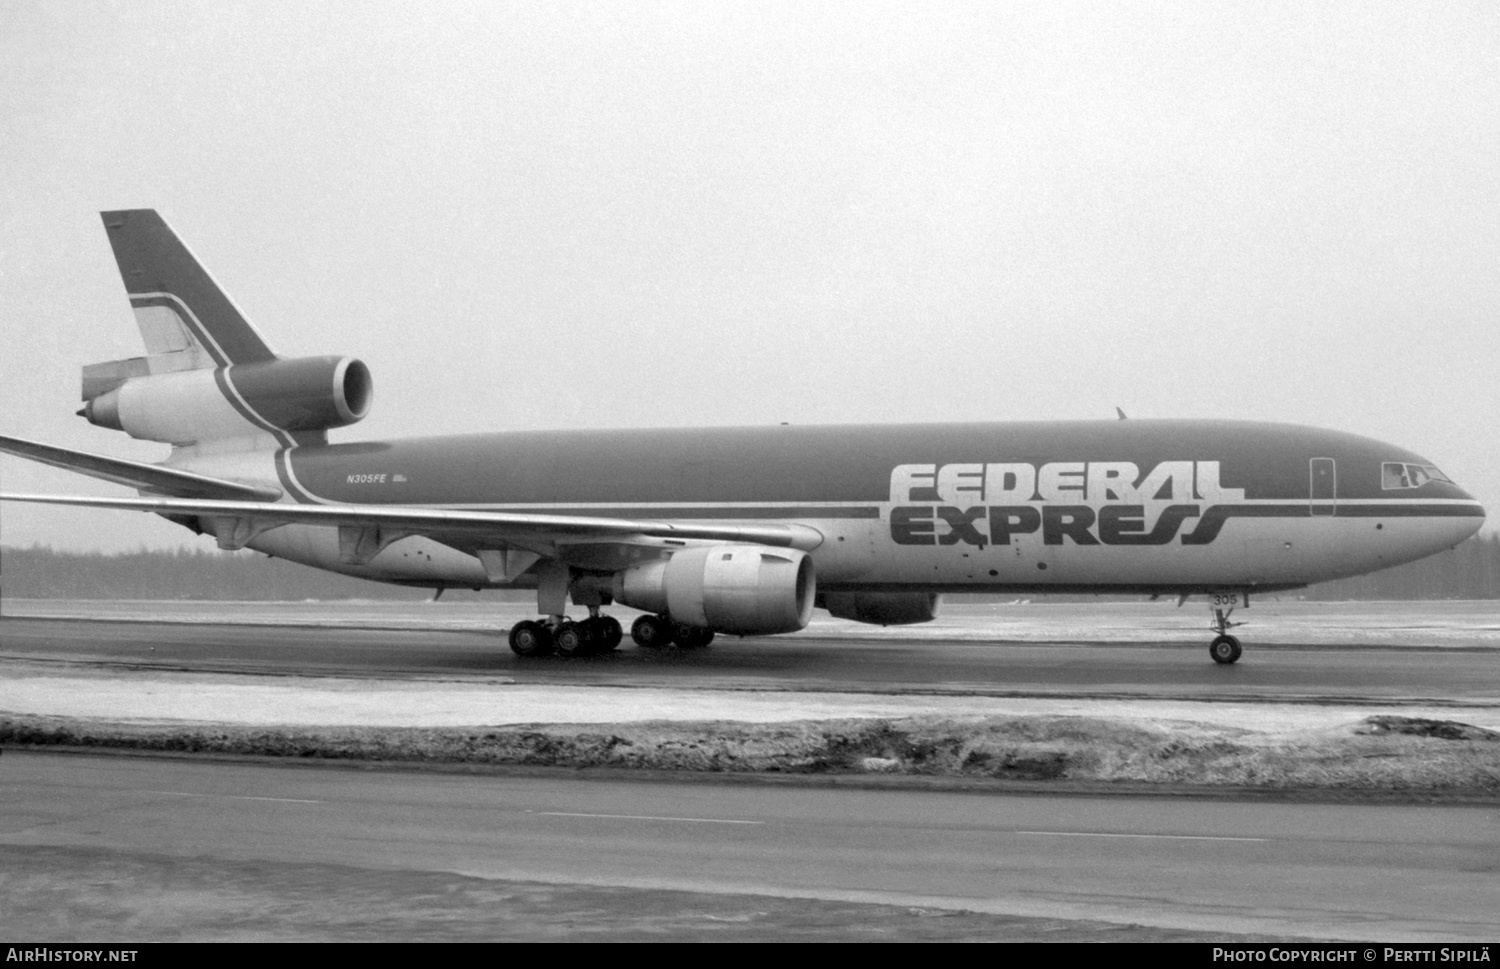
[0, 492, 825, 554]
[0, 434, 283, 502]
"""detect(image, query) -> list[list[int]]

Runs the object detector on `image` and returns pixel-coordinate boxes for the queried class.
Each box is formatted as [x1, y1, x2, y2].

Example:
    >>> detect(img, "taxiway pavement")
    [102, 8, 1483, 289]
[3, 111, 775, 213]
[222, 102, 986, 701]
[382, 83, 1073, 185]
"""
[2, 750, 1495, 941]
[2, 600, 1498, 705]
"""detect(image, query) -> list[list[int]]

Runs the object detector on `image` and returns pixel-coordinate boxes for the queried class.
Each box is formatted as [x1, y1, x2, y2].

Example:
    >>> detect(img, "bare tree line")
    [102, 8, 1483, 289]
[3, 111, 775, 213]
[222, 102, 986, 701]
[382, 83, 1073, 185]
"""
[1, 535, 1497, 602]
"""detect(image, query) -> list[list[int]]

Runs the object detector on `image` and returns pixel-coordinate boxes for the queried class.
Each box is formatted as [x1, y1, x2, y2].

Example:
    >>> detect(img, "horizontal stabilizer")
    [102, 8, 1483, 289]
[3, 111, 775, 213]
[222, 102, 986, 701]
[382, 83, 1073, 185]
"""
[0, 492, 823, 550]
[0, 435, 282, 501]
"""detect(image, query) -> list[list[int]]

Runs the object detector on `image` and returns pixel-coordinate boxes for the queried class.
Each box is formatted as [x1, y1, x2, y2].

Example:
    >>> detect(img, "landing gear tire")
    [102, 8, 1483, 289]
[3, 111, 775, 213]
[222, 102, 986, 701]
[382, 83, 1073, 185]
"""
[554, 621, 590, 657]
[592, 616, 624, 652]
[673, 624, 715, 649]
[509, 620, 554, 657]
[1209, 634, 1242, 665]
[631, 614, 674, 649]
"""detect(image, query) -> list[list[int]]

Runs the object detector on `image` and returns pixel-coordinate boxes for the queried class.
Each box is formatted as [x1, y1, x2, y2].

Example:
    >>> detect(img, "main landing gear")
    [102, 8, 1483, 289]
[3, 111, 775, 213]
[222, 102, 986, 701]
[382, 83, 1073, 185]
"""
[509, 614, 624, 658]
[510, 613, 715, 656]
[630, 615, 715, 650]
[508, 561, 716, 658]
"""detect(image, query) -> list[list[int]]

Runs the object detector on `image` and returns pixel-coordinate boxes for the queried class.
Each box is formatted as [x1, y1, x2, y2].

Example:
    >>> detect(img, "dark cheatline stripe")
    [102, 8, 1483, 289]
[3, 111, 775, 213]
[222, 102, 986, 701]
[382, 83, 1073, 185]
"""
[1182, 502, 1484, 545]
[820, 580, 1310, 595]
[1335, 503, 1485, 518]
[442, 506, 882, 520]
[1181, 505, 1307, 545]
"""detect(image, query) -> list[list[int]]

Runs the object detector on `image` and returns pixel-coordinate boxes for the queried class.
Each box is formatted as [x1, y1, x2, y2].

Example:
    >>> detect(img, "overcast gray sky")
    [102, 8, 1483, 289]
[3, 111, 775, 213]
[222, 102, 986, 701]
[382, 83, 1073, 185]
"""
[2, 1, 1497, 553]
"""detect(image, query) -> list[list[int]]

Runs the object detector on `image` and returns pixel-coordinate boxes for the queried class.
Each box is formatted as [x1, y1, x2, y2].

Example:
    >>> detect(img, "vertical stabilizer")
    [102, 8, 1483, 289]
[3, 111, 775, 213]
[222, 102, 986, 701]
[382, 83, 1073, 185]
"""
[79, 210, 369, 450]
[100, 210, 278, 368]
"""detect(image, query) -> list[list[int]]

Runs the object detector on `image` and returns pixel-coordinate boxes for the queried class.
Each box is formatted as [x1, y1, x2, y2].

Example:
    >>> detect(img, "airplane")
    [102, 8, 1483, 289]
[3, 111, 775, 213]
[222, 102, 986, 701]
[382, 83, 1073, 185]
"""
[0, 210, 1486, 664]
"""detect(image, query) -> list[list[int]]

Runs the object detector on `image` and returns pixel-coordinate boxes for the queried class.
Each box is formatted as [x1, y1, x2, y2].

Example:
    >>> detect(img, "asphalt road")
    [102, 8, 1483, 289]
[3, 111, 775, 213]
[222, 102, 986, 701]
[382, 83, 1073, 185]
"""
[2, 751, 1495, 941]
[3, 616, 1498, 703]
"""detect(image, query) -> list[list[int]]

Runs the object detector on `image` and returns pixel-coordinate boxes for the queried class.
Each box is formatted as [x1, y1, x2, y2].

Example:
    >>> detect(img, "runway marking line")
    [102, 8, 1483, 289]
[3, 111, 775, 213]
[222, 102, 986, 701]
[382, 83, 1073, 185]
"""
[143, 790, 324, 804]
[531, 810, 764, 825]
[1016, 830, 1266, 842]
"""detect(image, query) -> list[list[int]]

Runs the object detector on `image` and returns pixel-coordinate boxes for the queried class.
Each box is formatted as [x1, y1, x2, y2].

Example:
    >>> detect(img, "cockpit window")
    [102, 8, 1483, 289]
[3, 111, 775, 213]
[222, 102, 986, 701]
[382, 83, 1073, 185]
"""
[1382, 462, 1452, 490]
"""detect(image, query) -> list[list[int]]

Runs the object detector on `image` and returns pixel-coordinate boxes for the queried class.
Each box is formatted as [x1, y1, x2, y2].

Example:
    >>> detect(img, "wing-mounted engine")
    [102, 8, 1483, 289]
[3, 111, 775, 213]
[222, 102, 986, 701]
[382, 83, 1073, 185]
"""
[80, 355, 372, 446]
[612, 545, 816, 635]
[819, 591, 941, 626]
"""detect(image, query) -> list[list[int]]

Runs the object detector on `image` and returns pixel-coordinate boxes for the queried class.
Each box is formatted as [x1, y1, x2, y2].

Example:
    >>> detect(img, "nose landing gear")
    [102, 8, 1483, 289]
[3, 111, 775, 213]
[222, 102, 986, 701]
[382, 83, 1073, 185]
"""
[1207, 592, 1246, 664]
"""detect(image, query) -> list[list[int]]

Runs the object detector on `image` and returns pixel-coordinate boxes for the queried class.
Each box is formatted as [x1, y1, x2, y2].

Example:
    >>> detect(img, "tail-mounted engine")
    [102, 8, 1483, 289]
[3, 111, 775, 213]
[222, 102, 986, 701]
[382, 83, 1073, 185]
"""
[612, 545, 816, 635]
[80, 355, 372, 446]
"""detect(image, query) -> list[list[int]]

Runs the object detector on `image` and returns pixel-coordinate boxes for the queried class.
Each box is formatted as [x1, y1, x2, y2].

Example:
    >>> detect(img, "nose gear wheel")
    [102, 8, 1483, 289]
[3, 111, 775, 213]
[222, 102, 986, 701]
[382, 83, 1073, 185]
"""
[1209, 634, 1242, 665]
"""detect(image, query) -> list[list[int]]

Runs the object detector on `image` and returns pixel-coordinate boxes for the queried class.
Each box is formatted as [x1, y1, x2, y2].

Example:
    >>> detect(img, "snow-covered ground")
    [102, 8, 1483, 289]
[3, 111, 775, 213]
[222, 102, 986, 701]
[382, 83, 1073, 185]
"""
[4, 599, 1497, 735]
[4, 662, 1497, 735]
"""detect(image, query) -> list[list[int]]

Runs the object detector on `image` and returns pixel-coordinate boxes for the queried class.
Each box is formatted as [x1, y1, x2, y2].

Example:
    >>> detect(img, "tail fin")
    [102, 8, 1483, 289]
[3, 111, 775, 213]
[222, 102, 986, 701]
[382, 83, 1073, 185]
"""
[100, 209, 278, 369]
[79, 210, 371, 449]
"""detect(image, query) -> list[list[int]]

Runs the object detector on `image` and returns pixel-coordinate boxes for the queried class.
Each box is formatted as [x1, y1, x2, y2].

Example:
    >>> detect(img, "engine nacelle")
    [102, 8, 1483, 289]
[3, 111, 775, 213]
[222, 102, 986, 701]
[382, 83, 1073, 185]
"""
[612, 545, 815, 635]
[83, 355, 372, 445]
[820, 591, 942, 626]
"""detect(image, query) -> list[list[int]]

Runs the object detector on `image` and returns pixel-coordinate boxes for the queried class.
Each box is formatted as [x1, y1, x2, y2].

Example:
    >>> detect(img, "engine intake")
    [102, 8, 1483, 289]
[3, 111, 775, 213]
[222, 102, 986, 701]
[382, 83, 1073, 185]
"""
[232, 355, 372, 430]
[820, 591, 941, 626]
[613, 545, 815, 635]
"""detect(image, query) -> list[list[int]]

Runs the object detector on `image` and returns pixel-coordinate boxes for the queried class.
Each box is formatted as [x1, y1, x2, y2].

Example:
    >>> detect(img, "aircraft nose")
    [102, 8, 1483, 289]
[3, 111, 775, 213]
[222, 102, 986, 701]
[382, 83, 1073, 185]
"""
[1444, 474, 1480, 504]
[1441, 477, 1484, 531]
[1440, 482, 1485, 545]
[1389, 455, 1487, 545]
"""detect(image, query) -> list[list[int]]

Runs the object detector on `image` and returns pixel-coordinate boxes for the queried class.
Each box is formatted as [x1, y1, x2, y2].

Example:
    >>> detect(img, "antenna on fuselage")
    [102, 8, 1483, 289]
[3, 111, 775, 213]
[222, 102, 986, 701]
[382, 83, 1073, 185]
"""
[1116, 407, 1128, 421]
